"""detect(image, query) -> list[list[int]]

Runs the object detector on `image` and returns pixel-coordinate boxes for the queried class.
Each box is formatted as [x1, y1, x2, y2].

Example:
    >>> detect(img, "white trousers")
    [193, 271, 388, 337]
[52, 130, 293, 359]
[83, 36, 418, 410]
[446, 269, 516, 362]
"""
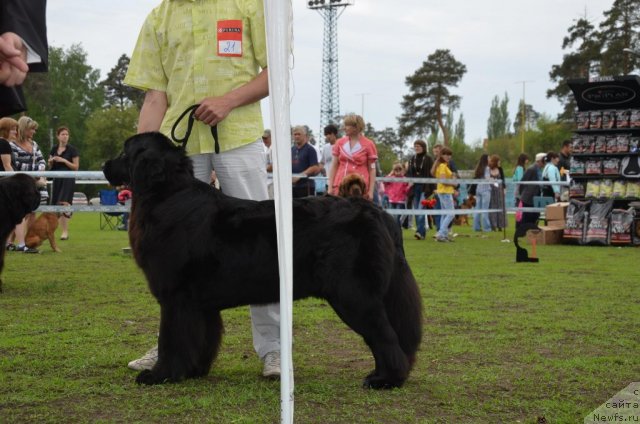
[191, 139, 281, 359]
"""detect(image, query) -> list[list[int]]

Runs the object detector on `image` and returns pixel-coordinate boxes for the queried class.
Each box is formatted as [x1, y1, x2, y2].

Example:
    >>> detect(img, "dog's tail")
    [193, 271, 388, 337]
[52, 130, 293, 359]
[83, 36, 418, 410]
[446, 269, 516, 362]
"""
[384, 223, 423, 368]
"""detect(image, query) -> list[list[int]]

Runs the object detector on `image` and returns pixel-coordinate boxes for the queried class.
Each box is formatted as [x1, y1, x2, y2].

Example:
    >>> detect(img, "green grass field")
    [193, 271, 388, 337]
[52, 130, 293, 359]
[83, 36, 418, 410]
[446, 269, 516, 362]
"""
[0, 213, 638, 423]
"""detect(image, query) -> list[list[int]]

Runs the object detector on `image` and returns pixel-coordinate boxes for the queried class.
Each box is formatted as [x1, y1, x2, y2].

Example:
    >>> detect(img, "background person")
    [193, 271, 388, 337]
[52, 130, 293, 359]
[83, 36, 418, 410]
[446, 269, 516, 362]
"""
[124, 0, 281, 378]
[319, 124, 338, 193]
[472, 154, 491, 232]
[327, 114, 378, 200]
[10, 116, 44, 253]
[1, 117, 17, 250]
[558, 139, 572, 200]
[431, 147, 456, 242]
[0, 117, 17, 172]
[558, 139, 572, 179]
[406, 140, 434, 240]
[262, 129, 273, 198]
[512, 153, 528, 206]
[542, 151, 562, 201]
[384, 162, 411, 227]
[518, 153, 546, 229]
[291, 125, 319, 198]
[48, 126, 79, 240]
[488, 154, 506, 232]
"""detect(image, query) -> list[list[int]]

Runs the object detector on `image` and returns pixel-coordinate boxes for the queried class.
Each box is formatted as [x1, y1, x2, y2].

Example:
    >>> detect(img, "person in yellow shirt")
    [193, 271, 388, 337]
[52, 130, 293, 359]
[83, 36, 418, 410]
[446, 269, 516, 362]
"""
[124, 0, 281, 379]
[431, 147, 456, 242]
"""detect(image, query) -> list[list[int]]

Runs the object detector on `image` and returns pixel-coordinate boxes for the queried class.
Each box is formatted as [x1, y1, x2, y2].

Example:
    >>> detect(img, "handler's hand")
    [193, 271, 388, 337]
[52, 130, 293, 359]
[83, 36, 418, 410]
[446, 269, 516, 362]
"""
[195, 96, 234, 126]
[0, 32, 28, 87]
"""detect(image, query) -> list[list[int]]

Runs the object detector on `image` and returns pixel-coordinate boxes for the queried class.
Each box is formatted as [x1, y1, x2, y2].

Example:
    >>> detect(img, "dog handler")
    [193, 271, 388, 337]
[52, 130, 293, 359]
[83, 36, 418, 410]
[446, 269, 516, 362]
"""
[123, 0, 281, 378]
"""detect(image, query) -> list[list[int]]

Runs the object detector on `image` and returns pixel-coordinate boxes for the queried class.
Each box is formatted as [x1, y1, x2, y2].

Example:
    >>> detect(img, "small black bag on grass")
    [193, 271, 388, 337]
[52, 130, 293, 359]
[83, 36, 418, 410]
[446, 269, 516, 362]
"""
[610, 208, 635, 246]
[584, 199, 614, 245]
[563, 199, 590, 244]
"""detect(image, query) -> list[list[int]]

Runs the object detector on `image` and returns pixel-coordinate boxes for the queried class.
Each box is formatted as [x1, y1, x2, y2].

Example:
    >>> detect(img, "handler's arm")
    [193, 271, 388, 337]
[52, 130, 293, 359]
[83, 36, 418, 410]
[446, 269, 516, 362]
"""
[327, 155, 339, 195]
[368, 162, 376, 199]
[195, 68, 269, 126]
[137, 89, 168, 133]
[1, 153, 13, 171]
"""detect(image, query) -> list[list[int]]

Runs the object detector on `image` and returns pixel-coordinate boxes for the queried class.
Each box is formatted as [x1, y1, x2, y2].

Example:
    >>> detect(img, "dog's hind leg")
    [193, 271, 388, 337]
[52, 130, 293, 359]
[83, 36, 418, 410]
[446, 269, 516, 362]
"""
[327, 293, 410, 389]
[136, 299, 223, 385]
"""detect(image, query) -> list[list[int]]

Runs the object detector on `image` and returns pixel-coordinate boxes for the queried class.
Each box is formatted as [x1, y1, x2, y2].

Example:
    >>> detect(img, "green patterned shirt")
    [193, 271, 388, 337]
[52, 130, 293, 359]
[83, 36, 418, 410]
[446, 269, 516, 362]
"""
[125, 0, 267, 154]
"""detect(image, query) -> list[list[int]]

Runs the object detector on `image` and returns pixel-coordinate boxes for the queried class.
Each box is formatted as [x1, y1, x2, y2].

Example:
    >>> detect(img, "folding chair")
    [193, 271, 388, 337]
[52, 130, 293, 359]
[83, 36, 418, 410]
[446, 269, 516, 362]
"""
[99, 189, 124, 230]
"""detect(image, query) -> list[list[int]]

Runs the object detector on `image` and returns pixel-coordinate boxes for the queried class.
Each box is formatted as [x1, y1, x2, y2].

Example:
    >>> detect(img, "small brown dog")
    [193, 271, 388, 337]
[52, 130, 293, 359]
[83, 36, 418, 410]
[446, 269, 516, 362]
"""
[454, 194, 476, 226]
[338, 173, 367, 198]
[25, 213, 61, 253]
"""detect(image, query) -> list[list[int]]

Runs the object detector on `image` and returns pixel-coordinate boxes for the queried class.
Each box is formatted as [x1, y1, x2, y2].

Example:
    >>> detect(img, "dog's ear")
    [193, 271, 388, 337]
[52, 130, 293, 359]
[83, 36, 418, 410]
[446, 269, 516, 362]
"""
[132, 149, 166, 190]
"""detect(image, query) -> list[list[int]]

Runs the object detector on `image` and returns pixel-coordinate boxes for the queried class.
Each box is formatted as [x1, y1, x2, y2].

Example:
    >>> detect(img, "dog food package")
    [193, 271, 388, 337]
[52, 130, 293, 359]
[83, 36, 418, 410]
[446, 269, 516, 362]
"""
[583, 135, 596, 153]
[570, 158, 584, 175]
[575, 111, 590, 129]
[606, 136, 618, 153]
[610, 208, 635, 245]
[594, 136, 608, 153]
[612, 180, 627, 198]
[569, 180, 585, 198]
[589, 111, 603, 129]
[563, 199, 590, 243]
[585, 159, 602, 175]
[617, 134, 630, 153]
[631, 109, 640, 127]
[599, 179, 613, 198]
[602, 158, 621, 175]
[601, 110, 616, 129]
[625, 180, 640, 198]
[631, 137, 640, 153]
[616, 109, 631, 128]
[584, 199, 614, 245]
[570, 135, 581, 154]
[585, 180, 601, 198]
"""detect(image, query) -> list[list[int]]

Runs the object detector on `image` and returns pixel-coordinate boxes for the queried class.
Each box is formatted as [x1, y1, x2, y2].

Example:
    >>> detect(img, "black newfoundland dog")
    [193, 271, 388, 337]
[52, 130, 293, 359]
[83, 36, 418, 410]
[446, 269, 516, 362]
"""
[103, 132, 423, 389]
[0, 174, 41, 292]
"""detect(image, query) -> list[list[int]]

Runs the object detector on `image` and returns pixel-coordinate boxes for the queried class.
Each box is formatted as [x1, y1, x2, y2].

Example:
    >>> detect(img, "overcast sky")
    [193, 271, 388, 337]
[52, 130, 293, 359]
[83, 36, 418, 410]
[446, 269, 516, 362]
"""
[48, 0, 615, 145]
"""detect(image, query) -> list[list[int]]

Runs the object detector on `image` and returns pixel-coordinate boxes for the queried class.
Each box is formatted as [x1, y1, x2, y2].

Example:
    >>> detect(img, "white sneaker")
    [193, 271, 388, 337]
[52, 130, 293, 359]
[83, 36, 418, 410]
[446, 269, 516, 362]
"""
[262, 351, 280, 378]
[128, 345, 158, 371]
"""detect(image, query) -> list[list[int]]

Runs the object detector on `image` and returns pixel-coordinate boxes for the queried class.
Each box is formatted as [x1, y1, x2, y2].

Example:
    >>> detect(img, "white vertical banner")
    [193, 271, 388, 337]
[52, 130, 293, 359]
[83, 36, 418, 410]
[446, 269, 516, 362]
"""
[263, 1, 294, 423]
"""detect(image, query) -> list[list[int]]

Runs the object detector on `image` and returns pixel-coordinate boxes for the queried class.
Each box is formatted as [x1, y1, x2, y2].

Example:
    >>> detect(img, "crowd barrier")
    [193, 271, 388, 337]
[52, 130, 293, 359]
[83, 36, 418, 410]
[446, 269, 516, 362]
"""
[0, 171, 569, 217]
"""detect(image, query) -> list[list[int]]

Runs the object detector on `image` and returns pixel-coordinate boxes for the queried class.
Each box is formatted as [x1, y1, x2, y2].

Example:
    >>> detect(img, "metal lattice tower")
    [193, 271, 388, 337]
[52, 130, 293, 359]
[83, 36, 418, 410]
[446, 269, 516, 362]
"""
[308, 0, 353, 134]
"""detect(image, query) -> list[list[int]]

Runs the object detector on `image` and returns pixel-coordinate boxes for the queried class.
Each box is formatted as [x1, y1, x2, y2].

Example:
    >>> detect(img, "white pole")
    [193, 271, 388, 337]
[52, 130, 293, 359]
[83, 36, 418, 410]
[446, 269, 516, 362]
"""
[263, 2, 294, 423]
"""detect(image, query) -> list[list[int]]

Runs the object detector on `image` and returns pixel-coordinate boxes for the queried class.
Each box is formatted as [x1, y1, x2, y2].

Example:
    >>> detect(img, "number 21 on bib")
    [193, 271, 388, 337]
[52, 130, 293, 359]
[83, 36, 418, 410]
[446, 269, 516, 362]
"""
[217, 20, 243, 57]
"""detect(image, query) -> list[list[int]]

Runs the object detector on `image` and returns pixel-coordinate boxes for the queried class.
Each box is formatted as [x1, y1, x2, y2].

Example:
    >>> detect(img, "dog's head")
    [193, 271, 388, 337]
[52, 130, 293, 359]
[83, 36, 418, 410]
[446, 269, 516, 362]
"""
[103, 132, 194, 192]
[0, 174, 40, 226]
[464, 194, 476, 208]
[338, 173, 367, 198]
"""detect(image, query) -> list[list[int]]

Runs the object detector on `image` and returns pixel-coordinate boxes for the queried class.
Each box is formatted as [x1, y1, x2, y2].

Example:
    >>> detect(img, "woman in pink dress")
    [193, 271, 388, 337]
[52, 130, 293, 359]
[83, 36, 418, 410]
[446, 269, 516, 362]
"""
[327, 114, 378, 199]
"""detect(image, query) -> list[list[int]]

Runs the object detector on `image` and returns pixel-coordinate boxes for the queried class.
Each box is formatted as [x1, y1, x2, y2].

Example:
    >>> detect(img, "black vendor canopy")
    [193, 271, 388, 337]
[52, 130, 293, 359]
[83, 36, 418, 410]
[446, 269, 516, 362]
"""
[568, 75, 640, 111]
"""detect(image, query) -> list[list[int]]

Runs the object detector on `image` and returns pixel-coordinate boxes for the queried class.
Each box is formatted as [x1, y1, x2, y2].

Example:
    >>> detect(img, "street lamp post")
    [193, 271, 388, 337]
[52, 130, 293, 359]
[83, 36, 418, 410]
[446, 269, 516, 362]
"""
[515, 80, 533, 153]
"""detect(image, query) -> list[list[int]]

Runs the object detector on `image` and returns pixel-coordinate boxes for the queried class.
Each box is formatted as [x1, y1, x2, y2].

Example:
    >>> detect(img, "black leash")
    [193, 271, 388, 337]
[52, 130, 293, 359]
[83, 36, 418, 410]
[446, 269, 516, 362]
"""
[171, 104, 220, 153]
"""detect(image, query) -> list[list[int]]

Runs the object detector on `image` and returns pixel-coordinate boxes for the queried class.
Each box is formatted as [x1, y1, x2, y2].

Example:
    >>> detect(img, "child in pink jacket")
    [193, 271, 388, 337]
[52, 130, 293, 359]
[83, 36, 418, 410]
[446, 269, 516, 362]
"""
[384, 163, 411, 227]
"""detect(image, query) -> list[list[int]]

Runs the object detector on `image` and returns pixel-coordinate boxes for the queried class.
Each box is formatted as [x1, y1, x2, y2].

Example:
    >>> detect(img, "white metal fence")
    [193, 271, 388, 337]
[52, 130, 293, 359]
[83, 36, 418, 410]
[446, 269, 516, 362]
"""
[0, 171, 569, 216]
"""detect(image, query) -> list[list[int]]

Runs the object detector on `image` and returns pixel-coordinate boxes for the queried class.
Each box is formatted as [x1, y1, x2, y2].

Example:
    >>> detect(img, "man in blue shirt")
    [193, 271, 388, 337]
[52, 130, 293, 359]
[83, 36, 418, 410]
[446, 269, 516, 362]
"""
[291, 126, 320, 198]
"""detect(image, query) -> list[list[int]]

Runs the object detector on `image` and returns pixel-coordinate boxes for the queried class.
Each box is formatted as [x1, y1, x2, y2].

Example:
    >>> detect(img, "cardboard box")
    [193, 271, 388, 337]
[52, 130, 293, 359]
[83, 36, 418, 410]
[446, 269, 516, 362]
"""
[546, 219, 566, 229]
[527, 226, 564, 245]
[545, 202, 569, 221]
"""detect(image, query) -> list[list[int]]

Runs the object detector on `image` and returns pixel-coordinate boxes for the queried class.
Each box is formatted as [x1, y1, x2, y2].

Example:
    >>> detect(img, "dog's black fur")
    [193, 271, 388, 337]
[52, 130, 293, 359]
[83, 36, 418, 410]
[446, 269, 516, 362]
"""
[103, 132, 423, 388]
[0, 174, 41, 292]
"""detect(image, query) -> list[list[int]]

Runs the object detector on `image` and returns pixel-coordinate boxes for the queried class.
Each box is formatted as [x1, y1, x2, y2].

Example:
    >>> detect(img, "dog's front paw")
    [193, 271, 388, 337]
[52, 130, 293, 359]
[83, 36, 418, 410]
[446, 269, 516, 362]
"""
[136, 369, 169, 385]
[362, 373, 403, 390]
